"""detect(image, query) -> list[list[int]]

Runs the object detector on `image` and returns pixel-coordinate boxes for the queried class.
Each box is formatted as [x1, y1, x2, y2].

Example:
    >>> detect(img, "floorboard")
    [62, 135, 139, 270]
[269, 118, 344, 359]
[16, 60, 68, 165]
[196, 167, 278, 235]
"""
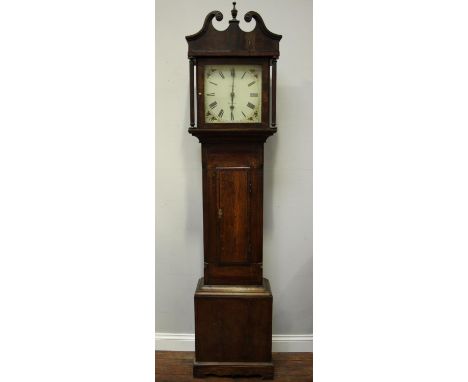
[155, 351, 312, 381]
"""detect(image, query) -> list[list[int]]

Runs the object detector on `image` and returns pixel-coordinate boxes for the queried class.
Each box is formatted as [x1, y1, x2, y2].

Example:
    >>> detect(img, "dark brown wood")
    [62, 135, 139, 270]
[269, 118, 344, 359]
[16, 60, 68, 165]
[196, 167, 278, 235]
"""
[186, 9, 281, 58]
[189, 127, 276, 144]
[200, 142, 265, 285]
[189, 58, 195, 127]
[187, 4, 280, 129]
[271, 59, 277, 127]
[186, 5, 282, 379]
[194, 278, 273, 378]
[217, 167, 250, 264]
[193, 362, 274, 379]
[204, 263, 261, 285]
[155, 351, 313, 381]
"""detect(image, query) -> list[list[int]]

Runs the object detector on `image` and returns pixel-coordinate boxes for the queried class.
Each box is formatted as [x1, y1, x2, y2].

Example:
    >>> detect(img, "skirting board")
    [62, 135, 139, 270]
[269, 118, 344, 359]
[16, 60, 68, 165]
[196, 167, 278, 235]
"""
[155, 333, 313, 352]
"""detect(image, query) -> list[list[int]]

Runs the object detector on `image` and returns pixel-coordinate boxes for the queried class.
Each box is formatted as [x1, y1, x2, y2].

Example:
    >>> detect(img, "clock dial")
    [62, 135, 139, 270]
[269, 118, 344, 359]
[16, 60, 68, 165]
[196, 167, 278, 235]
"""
[204, 65, 262, 123]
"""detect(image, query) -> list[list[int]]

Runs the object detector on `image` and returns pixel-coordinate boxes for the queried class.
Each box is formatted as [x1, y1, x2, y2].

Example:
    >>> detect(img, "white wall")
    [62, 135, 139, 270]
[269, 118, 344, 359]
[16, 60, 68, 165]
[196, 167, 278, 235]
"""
[156, 0, 312, 341]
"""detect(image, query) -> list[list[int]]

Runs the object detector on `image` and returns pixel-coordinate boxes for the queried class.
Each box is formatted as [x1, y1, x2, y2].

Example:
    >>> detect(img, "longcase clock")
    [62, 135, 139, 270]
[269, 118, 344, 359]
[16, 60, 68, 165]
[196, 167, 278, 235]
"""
[186, 3, 281, 379]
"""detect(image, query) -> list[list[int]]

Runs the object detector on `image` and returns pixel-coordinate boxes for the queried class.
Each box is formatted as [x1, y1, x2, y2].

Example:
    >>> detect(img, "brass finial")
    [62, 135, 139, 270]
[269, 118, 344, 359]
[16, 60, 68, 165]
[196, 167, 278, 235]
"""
[231, 2, 238, 20]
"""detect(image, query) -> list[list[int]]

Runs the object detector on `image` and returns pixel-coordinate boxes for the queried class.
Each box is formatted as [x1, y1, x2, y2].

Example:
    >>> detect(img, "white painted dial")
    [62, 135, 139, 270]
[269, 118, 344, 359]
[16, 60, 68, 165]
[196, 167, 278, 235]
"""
[204, 64, 262, 123]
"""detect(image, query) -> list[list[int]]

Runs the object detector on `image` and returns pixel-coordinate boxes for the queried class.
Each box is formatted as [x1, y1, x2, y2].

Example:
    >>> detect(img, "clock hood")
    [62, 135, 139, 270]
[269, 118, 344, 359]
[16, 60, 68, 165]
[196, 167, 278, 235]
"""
[186, 5, 282, 58]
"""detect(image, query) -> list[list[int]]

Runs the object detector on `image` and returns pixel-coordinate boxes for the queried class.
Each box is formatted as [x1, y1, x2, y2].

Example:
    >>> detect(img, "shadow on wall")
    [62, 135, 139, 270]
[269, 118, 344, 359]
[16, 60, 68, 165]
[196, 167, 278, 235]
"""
[263, 131, 278, 234]
[264, 82, 313, 335]
[264, 81, 313, 233]
[183, 89, 204, 275]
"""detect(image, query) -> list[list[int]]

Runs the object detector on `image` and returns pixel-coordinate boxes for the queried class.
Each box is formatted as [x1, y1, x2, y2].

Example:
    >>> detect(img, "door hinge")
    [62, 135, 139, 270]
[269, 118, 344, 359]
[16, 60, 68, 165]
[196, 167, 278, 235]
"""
[218, 208, 223, 219]
[249, 181, 252, 193]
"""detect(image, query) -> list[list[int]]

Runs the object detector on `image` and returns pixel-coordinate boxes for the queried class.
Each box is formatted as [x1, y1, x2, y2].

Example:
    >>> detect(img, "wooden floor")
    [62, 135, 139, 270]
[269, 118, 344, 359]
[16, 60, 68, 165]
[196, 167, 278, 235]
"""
[156, 351, 312, 381]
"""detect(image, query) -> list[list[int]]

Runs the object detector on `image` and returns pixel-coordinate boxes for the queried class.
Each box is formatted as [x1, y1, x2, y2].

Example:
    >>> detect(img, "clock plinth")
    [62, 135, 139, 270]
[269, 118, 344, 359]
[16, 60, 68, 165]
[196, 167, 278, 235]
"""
[194, 278, 274, 380]
[186, 3, 281, 379]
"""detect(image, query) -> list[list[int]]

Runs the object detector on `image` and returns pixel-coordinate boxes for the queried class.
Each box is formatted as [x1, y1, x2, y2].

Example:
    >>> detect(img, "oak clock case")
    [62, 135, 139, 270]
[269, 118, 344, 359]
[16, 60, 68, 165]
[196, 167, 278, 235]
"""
[186, 3, 281, 379]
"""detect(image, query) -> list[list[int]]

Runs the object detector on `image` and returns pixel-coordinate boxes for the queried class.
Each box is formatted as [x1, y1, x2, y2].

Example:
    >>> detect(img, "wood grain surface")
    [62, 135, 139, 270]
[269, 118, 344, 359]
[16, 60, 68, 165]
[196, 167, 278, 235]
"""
[156, 351, 313, 381]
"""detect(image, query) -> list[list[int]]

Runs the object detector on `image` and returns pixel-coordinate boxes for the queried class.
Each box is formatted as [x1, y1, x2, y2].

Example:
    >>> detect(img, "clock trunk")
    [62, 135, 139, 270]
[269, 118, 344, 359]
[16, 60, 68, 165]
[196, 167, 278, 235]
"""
[202, 142, 264, 285]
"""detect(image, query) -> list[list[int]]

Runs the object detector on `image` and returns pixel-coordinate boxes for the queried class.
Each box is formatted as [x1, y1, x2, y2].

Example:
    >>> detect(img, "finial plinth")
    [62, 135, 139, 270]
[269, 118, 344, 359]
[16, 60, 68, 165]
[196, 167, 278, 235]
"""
[231, 2, 238, 20]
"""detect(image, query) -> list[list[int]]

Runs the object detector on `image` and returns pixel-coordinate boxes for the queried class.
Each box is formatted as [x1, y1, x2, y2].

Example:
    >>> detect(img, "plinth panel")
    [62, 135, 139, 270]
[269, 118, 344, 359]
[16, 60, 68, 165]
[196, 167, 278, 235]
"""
[194, 278, 273, 378]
